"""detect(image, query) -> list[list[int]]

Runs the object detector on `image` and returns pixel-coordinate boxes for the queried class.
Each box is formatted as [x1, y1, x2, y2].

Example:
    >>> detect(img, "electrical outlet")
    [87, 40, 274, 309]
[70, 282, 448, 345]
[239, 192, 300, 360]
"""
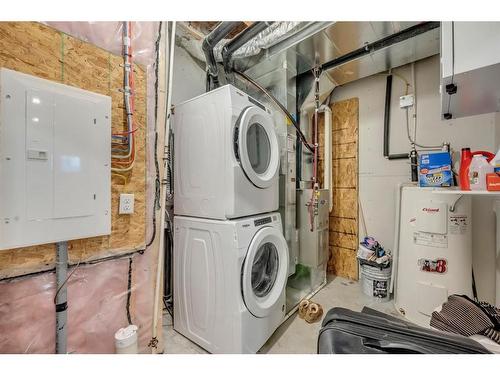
[119, 193, 134, 214]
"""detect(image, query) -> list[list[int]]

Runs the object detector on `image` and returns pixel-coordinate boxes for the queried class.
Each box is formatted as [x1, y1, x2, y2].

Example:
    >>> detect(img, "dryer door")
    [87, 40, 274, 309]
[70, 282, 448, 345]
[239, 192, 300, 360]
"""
[242, 226, 288, 318]
[237, 106, 280, 189]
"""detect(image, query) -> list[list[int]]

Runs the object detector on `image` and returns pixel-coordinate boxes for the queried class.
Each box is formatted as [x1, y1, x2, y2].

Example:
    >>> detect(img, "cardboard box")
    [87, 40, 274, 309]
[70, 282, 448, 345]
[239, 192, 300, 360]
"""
[486, 173, 500, 191]
[418, 152, 452, 187]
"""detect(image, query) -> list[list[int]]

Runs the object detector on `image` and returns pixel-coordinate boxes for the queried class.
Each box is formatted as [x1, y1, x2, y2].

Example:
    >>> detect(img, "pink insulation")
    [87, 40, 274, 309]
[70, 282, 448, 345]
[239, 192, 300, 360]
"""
[0, 22, 161, 353]
[0, 252, 155, 353]
[45, 22, 159, 66]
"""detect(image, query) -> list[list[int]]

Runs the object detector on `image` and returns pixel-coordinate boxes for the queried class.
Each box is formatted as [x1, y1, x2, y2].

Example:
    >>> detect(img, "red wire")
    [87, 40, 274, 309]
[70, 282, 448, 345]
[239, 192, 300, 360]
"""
[113, 127, 139, 136]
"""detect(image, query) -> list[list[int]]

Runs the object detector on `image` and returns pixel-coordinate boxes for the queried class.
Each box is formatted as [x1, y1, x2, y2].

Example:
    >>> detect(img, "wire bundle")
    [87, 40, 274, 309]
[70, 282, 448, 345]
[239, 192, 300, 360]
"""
[112, 21, 137, 178]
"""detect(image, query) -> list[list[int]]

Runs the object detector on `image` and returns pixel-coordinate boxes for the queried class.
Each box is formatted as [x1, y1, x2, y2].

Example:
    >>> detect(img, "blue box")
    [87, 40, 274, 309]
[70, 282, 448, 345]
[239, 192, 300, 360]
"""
[418, 152, 452, 187]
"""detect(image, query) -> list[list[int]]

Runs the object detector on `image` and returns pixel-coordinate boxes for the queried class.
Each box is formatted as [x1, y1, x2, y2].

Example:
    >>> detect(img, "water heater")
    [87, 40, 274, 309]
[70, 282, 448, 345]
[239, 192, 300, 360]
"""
[394, 186, 472, 326]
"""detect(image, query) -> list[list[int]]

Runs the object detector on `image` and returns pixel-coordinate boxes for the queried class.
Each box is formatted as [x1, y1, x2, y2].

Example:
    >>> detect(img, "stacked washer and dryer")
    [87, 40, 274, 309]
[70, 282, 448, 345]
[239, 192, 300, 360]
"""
[172, 84, 289, 353]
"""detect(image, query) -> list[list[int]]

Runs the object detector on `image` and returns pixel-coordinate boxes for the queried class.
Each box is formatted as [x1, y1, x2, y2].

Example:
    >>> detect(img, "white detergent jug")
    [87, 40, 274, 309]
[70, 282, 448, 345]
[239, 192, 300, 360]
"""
[469, 154, 493, 191]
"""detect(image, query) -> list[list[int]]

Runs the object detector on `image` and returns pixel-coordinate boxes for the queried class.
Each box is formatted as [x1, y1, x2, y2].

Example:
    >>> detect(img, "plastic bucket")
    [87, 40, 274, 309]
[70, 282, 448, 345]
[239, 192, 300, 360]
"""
[360, 263, 391, 302]
[115, 325, 138, 354]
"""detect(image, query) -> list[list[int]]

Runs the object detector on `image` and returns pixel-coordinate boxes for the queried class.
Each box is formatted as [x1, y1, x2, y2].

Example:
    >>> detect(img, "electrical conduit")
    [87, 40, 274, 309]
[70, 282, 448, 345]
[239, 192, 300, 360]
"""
[55, 241, 68, 354]
[112, 21, 137, 173]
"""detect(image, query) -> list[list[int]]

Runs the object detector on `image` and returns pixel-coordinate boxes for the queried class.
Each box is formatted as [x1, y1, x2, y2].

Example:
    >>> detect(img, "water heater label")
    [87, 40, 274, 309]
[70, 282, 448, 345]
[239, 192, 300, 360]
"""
[418, 258, 447, 274]
[449, 214, 469, 235]
[413, 232, 448, 248]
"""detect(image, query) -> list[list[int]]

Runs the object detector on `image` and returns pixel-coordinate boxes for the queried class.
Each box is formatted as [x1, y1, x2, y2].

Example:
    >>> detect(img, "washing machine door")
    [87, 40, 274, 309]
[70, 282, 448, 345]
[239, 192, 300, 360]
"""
[242, 226, 288, 318]
[237, 106, 280, 189]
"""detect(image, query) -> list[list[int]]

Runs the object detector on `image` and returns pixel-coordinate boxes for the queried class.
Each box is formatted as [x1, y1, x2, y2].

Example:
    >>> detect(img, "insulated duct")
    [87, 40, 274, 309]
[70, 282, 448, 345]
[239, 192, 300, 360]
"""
[179, 22, 304, 66]
[222, 22, 273, 73]
[202, 22, 241, 90]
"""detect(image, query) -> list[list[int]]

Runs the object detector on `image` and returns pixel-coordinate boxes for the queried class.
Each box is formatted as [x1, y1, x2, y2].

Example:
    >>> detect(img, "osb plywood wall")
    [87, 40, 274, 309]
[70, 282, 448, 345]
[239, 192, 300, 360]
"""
[319, 98, 359, 280]
[0, 22, 146, 278]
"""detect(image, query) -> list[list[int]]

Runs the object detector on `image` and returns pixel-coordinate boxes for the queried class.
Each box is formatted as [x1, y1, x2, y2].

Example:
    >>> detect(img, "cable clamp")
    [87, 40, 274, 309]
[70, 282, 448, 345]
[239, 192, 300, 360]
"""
[119, 88, 134, 95]
[55, 302, 68, 313]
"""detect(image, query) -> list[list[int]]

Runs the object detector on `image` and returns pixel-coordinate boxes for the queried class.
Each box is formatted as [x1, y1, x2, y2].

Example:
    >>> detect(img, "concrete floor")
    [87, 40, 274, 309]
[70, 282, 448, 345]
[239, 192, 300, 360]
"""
[163, 276, 401, 354]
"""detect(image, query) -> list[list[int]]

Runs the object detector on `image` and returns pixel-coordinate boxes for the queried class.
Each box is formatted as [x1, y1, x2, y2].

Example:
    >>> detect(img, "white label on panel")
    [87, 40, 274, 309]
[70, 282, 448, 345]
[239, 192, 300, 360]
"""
[449, 214, 469, 235]
[414, 231, 448, 248]
[416, 200, 448, 234]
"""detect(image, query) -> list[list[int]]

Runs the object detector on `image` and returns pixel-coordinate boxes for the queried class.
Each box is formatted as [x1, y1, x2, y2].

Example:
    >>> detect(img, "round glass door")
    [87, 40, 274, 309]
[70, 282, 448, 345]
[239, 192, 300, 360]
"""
[246, 122, 271, 175]
[242, 226, 288, 318]
[237, 107, 279, 189]
[251, 242, 279, 298]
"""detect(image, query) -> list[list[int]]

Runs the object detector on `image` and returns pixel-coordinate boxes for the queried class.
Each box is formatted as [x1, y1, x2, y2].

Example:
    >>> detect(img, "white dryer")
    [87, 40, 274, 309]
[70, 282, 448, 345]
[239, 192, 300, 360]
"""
[173, 84, 280, 220]
[173, 212, 288, 354]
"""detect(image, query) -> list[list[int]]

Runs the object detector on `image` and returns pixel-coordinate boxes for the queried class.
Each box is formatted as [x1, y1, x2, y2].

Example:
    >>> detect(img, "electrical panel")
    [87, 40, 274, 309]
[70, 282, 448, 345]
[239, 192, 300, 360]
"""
[0, 68, 111, 250]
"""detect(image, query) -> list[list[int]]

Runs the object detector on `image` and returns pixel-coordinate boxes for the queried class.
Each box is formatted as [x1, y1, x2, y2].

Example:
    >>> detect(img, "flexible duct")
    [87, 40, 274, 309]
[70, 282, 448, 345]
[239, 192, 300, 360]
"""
[222, 22, 273, 73]
[180, 22, 303, 65]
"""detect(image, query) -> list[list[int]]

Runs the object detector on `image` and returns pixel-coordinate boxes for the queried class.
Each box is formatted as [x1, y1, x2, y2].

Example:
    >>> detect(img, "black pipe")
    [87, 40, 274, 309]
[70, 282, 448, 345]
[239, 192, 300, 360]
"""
[202, 22, 241, 90]
[297, 22, 440, 81]
[383, 74, 408, 160]
[222, 22, 273, 73]
[410, 148, 419, 181]
[233, 70, 314, 153]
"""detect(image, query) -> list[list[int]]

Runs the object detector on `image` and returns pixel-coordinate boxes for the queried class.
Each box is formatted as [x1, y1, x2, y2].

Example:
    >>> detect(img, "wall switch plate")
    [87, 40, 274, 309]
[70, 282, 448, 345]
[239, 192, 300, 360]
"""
[119, 193, 135, 214]
[400, 94, 414, 108]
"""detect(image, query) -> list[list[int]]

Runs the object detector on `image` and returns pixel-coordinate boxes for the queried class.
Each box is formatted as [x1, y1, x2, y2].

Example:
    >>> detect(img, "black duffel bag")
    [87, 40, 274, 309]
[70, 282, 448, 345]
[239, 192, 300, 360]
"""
[317, 307, 490, 354]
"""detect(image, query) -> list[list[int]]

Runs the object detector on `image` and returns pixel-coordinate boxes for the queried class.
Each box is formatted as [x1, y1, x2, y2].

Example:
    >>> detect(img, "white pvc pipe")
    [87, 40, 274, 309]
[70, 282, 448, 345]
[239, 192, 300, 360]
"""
[319, 105, 332, 212]
[390, 182, 417, 295]
[152, 21, 176, 353]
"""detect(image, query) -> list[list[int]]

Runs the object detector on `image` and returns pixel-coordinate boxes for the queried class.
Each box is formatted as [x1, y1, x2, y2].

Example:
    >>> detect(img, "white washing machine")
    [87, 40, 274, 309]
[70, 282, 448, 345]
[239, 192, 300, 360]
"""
[173, 84, 280, 220]
[173, 212, 288, 354]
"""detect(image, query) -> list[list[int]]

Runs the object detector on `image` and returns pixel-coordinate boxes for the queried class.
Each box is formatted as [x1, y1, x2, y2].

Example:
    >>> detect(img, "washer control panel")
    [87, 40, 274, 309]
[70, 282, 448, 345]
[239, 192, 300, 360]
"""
[254, 216, 272, 227]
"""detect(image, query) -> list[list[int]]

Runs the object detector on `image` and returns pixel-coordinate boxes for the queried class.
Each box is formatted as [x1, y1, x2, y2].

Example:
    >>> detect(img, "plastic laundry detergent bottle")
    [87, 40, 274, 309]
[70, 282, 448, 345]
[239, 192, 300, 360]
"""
[490, 147, 500, 173]
[469, 154, 494, 191]
[459, 148, 495, 190]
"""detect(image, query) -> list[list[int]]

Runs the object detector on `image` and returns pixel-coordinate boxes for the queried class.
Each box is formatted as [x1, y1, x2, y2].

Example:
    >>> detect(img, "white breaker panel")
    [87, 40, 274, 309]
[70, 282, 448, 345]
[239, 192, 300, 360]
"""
[0, 68, 111, 250]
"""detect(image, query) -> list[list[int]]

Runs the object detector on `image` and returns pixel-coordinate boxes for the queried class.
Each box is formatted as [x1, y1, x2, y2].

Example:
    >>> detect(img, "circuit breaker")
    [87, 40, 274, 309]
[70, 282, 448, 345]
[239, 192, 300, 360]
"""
[0, 68, 111, 250]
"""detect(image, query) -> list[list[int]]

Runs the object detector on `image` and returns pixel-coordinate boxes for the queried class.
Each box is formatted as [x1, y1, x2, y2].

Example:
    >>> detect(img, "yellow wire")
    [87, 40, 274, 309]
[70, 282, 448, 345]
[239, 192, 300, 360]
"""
[111, 144, 136, 172]
[111, 171, 129, 184]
